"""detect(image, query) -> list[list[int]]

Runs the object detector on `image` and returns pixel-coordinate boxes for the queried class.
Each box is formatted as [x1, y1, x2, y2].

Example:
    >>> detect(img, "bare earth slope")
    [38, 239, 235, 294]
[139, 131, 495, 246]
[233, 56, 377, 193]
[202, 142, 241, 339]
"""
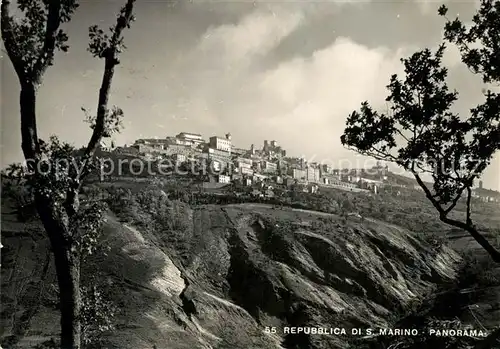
[1, 202, 461, 349]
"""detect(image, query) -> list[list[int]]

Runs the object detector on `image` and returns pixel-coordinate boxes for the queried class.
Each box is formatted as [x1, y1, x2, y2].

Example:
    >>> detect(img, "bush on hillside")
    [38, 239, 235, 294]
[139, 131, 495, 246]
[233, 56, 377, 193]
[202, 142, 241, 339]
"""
[1, 173, 37, 222]
[103, 184, 193, 263]
[80, 284, 117, 348]
[461, 251, 500, 288]
[103, 185, 171, 228]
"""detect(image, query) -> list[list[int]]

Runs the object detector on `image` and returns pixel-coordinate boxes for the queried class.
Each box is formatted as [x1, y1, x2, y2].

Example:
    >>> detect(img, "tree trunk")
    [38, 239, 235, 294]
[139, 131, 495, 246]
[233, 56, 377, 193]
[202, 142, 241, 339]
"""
[18, 80, 82, 349]
[19, 83, 40, 163]
[441, 217, 500, 263]
[464, 225, 500, 263]
[36, 197, 82, 349]
[53, 243, 81, 349]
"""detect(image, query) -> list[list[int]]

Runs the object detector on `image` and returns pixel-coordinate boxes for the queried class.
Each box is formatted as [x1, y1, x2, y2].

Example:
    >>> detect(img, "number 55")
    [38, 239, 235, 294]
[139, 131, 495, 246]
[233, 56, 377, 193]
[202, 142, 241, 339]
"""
[264, 327, 277, 334]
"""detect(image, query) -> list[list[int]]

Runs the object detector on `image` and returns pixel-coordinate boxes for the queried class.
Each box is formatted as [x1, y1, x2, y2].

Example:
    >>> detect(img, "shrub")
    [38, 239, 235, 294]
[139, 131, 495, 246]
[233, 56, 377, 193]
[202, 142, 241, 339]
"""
[460, 251, 500, 288]
[80, 284, 117, 348]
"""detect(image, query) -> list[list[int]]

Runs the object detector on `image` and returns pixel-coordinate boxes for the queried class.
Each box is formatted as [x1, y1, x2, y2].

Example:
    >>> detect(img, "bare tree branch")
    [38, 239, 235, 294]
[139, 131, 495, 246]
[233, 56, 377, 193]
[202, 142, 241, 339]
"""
[1, 0, 26, 81]
[444, 187, 466, 215]
[395, 128, 411, 144]
[63, 0, 136, 215]
[32, 0, 63, 82]
[412, 169, 445, 215]
[83, 0, 136, 161]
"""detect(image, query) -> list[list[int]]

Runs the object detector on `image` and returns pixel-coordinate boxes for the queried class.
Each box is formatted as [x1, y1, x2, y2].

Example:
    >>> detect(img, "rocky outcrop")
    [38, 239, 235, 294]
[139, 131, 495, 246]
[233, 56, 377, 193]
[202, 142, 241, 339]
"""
[1, 203, 461, 349]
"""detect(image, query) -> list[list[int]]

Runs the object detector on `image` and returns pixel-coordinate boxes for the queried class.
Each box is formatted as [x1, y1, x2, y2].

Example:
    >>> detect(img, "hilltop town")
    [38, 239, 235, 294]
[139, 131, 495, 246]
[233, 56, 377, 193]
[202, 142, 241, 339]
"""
[100, 131, 500, 203]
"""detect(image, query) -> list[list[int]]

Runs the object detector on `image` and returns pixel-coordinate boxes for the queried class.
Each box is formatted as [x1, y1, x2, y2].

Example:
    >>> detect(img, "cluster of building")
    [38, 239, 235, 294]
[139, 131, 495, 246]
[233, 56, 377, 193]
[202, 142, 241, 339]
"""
[102, 132, 499, 202]
[471, 180, 500, 203]
[411, 179, 499, 203]
[103, 131, 388, 195]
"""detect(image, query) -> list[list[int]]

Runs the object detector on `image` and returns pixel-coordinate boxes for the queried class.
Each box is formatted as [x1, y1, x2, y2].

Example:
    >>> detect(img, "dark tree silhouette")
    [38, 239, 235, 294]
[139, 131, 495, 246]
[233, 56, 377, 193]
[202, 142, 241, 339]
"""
[341, 0, 500, 265]
[1, 1, 136, 348]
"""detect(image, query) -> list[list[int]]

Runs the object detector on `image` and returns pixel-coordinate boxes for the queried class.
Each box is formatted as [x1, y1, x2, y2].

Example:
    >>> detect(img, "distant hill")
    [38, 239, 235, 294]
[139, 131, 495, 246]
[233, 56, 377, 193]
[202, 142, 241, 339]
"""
[2, 177, 499, 349]
[2, 196, 463, 349]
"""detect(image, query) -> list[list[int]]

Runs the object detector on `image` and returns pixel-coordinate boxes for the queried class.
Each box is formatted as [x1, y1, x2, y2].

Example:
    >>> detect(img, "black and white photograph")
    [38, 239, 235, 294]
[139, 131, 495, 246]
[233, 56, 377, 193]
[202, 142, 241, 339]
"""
[1, 0, 500, 348]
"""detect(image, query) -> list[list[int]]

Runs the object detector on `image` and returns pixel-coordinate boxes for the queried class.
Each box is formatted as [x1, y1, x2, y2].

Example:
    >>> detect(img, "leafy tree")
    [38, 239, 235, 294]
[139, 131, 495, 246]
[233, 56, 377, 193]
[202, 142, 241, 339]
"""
[341, 0, 500, 264]
[1, 1, 137, 348]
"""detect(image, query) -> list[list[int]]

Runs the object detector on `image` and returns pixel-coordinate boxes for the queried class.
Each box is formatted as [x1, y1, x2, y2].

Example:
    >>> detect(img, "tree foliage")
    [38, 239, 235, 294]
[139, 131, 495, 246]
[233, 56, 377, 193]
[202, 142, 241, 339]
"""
[2, 141, 108, 257]
[341, 0, 500, 263]
[80, 283, 117, 348]
[439, 1, 500, 84]
[82, 105, 124, 138]
[1, 0, 79, 83]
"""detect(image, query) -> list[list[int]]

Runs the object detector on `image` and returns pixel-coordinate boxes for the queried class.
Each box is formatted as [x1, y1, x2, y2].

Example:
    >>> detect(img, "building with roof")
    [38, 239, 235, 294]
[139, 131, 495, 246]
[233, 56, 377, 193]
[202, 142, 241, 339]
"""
[176, 132, 205, 147]
[209, 133, 232, 153]
[261, 161, 278, 173]
[306, 166, 320, 183]
[291, 168, 307, 182]
[217, 174, 231, 184]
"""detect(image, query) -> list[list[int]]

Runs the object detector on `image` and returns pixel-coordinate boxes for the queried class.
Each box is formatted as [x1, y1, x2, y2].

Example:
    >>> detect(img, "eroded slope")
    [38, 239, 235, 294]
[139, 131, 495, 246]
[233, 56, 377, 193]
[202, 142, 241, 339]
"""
[1, 203, 461, 349]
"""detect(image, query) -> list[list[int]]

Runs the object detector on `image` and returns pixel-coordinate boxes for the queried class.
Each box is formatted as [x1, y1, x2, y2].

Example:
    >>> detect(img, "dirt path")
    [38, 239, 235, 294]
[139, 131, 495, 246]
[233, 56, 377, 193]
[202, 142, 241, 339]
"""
[224, 203, 336, 217]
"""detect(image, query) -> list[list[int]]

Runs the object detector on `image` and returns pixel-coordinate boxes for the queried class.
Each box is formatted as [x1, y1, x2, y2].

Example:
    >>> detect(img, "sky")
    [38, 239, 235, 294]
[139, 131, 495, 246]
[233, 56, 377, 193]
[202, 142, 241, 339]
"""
[1, 0, 499, 190]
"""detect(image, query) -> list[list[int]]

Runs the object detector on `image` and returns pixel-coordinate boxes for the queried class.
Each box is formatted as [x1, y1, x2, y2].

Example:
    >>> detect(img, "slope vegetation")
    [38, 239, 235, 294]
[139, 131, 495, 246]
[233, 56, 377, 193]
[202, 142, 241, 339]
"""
[1, 200, 462, 349]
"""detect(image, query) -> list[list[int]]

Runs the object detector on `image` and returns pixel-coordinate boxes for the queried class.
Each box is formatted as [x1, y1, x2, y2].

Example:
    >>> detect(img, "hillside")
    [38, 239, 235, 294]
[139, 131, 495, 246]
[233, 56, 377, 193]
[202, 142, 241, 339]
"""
[1, 195, 467, 349]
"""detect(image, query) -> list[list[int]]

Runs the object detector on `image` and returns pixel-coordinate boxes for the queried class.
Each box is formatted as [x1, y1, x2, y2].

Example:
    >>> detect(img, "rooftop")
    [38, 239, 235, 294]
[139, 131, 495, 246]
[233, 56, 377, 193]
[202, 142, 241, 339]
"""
[135, 138, 170, 144]
[178, 132, 202, 137]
